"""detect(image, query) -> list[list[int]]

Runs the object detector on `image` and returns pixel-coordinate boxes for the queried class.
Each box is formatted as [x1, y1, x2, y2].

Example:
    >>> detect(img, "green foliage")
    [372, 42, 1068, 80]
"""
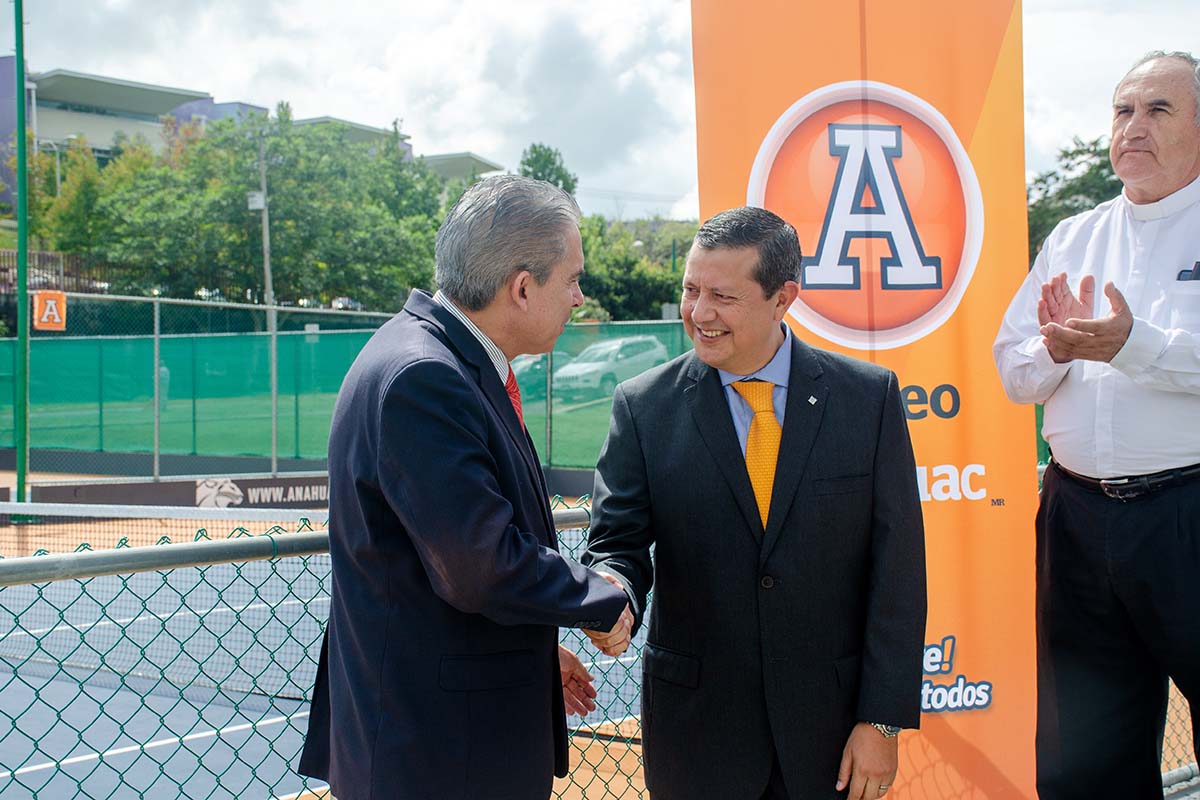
[41, 106, 447, 309]
[1027, 137, 1122, 265]
[570, 296, 612, 322]
[5, 130, 57, 243]
[518, 142, 578, 195]
[47, 140, 103, 254]
[578, 215, 682, 321]
[18, 122, 705, 320]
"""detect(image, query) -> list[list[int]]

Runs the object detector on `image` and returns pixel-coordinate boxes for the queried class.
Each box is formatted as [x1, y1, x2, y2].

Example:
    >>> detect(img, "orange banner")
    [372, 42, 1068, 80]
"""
[691, 1, 1036, 796]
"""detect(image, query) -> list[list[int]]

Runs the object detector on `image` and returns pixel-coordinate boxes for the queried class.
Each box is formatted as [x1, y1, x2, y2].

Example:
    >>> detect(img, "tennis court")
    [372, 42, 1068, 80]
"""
[0, 502, 647, 799]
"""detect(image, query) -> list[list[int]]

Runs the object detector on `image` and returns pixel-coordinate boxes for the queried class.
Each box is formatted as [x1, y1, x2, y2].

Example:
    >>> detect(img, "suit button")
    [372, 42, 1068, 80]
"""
[760, 576, 775, 589]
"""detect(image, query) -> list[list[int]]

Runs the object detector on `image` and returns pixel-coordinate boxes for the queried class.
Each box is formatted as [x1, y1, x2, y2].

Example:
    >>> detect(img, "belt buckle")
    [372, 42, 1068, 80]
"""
[1099, 476, 1146, 501]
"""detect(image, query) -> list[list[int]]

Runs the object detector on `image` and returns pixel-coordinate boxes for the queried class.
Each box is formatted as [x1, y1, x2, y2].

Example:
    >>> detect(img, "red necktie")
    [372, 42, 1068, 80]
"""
[505, 366, 524, 427]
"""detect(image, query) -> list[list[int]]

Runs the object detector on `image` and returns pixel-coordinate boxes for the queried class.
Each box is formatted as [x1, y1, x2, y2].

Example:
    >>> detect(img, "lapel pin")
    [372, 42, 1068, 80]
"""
[808, 395, 818, 405]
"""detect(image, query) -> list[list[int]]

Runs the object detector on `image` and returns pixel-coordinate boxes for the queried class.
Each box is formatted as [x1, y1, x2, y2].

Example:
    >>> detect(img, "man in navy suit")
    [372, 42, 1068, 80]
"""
[299, 175, 633, 800]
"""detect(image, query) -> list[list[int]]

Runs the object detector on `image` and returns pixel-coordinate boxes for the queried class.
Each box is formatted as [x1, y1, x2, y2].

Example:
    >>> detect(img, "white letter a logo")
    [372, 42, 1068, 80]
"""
[39, 299, 63, 325]
[801, 124, 941, 290]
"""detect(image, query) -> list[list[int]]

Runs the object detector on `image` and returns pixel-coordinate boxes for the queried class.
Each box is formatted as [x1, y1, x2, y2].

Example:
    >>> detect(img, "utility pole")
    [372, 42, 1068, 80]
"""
[257, 131, 279, 475]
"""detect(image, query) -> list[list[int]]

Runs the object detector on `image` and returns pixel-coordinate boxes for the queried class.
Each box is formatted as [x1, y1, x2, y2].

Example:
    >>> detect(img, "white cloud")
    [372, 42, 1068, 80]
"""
[4, 1, 1199, 218]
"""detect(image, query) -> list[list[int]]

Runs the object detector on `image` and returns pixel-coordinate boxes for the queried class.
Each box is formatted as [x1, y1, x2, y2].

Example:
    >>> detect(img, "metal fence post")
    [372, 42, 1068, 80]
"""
[97, 339, 104, 452]
[270, 306, 278, 476]
[153, 299, 160, 480]
[544, 350, 554, 468]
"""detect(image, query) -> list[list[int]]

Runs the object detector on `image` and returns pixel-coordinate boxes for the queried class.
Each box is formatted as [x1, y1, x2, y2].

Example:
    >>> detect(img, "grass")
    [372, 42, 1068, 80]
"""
[0, 392, 338, 459]
[0, 389, 617, 469]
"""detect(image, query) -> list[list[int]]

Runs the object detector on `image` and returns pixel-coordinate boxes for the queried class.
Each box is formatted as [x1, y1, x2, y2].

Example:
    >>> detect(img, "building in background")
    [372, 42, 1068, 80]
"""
[0, 56, 502, 208]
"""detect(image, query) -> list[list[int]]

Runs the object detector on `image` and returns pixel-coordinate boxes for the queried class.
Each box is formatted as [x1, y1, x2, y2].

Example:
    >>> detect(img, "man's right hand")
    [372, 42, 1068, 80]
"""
[585, 572, 634, 656]
[584, 603, 633, 657]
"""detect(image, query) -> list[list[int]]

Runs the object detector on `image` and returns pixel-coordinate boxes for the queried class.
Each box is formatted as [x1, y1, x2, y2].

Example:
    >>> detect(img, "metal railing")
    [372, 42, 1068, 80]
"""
[0, 500, 641, 799]
[0, 498, 1192, 799]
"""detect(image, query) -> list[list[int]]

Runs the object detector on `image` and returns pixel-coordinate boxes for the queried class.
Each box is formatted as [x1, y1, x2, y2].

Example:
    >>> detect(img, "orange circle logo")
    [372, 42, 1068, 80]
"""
[748, 82, 983, 349]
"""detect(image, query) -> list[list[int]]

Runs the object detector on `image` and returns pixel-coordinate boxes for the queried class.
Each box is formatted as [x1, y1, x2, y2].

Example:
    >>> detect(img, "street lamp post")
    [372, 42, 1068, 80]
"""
[248, 130, 278, 475]
[38, 140, 60, 195]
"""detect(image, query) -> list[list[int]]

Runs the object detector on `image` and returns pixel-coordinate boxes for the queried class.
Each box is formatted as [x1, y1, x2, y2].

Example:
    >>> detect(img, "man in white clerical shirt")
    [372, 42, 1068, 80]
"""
[994, 50, 1200, 800]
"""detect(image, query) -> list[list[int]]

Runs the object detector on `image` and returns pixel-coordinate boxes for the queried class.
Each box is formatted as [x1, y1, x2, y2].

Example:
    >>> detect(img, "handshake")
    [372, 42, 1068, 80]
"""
[560, 572, 635, 717]
[583, 572, 634, 657]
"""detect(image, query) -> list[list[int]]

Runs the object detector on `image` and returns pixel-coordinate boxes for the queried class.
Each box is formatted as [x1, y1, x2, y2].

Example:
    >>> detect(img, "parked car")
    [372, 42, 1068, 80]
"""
[552, 335, 669, 401]
[331, 296, 364, 311]
[511, 350, 571, 401]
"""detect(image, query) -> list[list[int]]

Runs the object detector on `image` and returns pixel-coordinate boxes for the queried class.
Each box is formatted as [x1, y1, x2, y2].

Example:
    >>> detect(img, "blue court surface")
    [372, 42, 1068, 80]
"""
[0, 529, 645, 798]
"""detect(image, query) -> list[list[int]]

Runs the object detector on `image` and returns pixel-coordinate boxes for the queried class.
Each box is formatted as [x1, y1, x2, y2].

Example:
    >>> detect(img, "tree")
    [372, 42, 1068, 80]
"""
[518, 142, 577, 195]
[5, 130, 57, 243]
[46, 139, 103, 254]
[571, 296, 612, 322]
[73, 105, 445, 308]
[1027, 137, 1121, 265]
[578, 215, 679, 320]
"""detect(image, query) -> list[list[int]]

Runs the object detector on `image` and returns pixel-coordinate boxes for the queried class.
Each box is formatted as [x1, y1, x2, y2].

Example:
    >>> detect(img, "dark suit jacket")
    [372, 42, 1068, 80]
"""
[299, 290, 627, 800]
[584, 336, 927, 799]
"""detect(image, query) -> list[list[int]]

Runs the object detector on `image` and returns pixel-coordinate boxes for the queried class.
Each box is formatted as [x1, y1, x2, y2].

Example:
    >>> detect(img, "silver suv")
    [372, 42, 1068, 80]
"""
[552, 335, 669, 401]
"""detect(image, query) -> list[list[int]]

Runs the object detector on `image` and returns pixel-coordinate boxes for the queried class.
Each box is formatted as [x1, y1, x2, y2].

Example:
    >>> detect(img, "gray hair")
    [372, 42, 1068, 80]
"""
[435, 175, 582, 311]
[1122, 50, 1200, 125]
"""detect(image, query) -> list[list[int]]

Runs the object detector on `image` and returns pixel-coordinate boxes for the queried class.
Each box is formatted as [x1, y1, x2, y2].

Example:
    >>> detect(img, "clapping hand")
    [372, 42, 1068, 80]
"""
[1037, 273, 1133, 363]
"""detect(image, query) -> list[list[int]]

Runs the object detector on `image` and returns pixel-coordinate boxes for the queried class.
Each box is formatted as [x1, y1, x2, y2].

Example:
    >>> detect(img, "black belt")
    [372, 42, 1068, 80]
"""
[1052, 460, 1200, 501]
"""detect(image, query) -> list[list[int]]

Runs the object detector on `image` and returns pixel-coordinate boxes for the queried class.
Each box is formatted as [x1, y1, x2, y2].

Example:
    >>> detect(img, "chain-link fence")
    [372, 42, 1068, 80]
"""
[513, 319, 689, 469]
[0, 498, 1194, 799]
[0, 498, 646, 799]
[3, 296, 689, 479]
[4, 292, 391, 477]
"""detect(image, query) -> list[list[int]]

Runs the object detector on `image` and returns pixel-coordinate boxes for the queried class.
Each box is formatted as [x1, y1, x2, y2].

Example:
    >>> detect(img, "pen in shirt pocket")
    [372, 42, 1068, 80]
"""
[1178, 261, 1200, 281]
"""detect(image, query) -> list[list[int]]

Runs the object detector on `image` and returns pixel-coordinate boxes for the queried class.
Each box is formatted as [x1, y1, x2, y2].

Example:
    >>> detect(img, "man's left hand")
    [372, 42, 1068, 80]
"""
[835, 722, 898, 799]
[558, 645, 597, 717]
[1040, 281, 1133, 363]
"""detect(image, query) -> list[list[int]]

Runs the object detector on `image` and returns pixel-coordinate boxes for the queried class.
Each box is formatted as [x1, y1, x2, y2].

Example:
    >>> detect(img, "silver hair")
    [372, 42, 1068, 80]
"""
[435, 175, 582, 311]
[1122, 50, 1200, 125]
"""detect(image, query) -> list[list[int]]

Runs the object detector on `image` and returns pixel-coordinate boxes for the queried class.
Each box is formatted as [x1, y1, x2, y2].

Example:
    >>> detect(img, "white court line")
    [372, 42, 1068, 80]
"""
[273, 785, 330, 800]
[3, 595, 330, 640]
[582, 654, 640, 670]
[0, 709, 310, 780]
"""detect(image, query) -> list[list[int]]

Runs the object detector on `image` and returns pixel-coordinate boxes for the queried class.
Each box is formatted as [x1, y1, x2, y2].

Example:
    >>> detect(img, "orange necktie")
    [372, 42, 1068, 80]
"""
[505, 366, 524, 427]
[732, 381, 781, 528]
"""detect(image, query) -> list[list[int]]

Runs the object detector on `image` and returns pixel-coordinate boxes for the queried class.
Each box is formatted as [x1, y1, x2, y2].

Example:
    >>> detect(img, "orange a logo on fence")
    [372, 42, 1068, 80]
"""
[33, 290, 67, 332]
[748, 81, 983, 349]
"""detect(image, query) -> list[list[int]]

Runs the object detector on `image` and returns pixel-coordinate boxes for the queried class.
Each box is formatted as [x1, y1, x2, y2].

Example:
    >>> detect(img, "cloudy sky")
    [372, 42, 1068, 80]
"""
[5, 0, 1198, 218]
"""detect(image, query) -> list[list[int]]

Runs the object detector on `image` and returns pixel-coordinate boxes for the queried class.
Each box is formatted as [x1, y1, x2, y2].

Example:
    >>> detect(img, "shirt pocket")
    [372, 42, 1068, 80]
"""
[1168, 281, 1200, 331]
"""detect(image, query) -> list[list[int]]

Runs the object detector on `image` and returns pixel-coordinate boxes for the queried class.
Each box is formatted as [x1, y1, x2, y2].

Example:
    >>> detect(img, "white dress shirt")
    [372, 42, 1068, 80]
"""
[993, 174, 1200, 478]
[434, 290, 510, 384]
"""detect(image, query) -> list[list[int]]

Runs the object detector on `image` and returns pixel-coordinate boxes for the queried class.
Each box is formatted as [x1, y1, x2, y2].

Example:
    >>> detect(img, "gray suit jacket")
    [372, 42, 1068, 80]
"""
[584, 336, 926, 799]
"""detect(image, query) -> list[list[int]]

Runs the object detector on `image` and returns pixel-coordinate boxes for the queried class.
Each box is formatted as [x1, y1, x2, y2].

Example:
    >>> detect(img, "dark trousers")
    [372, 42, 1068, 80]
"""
[761, 750, 789, 800]
[1036, 463, 1200, 800]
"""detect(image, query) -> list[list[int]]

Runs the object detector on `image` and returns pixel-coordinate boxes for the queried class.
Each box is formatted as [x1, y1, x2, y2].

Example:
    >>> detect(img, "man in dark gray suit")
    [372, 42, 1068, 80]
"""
[584, 206, 927, 800]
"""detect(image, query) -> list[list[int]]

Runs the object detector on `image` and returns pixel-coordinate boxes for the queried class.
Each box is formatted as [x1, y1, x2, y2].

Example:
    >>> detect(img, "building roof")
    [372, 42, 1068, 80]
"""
[421, 151, 505, 181]
[33, 69, 210, 116]
[294, 116, 410, 144]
